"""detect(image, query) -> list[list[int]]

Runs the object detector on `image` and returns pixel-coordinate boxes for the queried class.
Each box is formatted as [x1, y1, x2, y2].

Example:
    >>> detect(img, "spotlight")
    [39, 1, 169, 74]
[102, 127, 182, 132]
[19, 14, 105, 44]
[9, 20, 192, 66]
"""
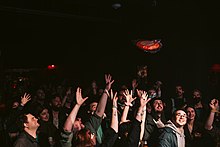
[135, 39, 162, 54]
[47, 64, 57, 70]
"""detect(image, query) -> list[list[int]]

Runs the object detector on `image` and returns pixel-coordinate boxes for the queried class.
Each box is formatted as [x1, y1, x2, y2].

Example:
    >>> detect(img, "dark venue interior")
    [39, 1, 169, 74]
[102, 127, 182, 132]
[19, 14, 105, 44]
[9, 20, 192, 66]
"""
[0, 1, 220, 102]
[1, 1, 220, 147]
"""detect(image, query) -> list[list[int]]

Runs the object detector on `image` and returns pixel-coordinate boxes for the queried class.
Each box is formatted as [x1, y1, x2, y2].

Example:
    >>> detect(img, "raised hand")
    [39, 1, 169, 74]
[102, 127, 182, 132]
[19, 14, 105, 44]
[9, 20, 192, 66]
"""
[105, 74, 114, 91]
[153, 118, 165, 128]
[76, 87, 88, 106]
[123, 89, 136, 106]
[21, 93, 31, 106]
[209, 99, 219, 112]
[137, 89, 151, 108]
[136, 89, 148, 100]
[66, 87, 72, 96]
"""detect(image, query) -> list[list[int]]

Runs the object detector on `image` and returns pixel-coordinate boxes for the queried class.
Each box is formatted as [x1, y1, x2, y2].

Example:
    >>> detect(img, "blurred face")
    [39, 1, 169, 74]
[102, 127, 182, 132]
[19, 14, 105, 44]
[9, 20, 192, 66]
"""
[25, 114, 40, 130]
[118, 90, 126, 103]
[153, 100, 164, 112]
[40, 108, 49, 122]
[186, 107, 196, 121]
[176, 86, 184, 97]
[36, 89, 45, 100]
[51, 96, 62, 110]
[12, 101, 19, 108]
[148, 89, 157, 98]
[91, 81, 97, 89]
[193, 91, 201, 99]
[174, 110, 187, 127]
[73, 118, 85, 131]
[191, 90, 202, 105]
[86, 130, 96, 146]
[89, 102, 98, 112]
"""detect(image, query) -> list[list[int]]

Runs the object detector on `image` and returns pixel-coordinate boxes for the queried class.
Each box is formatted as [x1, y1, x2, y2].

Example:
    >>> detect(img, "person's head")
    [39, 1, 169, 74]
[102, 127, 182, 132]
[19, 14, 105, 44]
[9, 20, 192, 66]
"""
[185, 106, 196, 122]
[137, 65, 148, 78]
[50, 94, 62, 111]
[75, 128, 96, 147]
[118, 89, 126, 104]
[18, 113, 39, 132]
[171, 109, 187, 128]
[148, 88, 157, 98]
[12, 101, 19, 109]
[175, 85, 184, 97]
[91, 80, 97, 89]
[56, 85, 64, 96]
[34, 104, 50, 122]
[118, 121, 131, 140]
[73, 117, 85, 132]
[192, 89, 202, 104]
[150, 98, 164, 113]
[36, 89, 45, 100]
[89, 102, 98, 113]
[39, 108, 50, 122]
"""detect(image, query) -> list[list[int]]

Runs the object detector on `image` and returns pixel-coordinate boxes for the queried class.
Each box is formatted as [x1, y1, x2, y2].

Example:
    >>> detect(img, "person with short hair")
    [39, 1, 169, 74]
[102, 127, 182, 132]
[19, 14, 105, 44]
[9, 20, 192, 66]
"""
[14, 113, 40, 147]
[158, 109, 187, 147]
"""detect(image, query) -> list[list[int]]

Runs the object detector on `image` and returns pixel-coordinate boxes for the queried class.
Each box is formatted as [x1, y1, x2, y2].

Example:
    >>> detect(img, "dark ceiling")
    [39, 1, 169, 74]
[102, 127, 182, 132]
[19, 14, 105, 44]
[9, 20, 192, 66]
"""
[0, 0, 220, 88]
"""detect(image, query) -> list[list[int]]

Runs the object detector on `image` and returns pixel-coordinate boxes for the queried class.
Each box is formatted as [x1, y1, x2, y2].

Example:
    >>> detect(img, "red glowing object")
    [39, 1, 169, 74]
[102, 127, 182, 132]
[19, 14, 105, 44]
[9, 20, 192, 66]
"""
[47, 65, 57, 70]
[136, 39, 162, 53]
[210, 64, 220, 73]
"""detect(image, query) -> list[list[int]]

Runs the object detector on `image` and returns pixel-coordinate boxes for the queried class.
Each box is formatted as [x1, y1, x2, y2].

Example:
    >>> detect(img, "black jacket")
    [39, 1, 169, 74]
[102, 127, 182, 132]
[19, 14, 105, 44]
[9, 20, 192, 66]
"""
[14, 131, 40, 147]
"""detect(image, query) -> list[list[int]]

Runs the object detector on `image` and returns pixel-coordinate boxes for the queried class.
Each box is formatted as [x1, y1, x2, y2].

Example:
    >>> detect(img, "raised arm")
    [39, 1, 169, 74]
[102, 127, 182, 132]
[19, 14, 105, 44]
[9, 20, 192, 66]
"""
[205, 98, 219, 130]
[136, 89, 148, 143]
[126, 90, 151, 147]
[120, 89, 136, 124]
[20, 93, 31, 106]
[63, 87, 88, 132]
[95, 74, 114, 117]
[136, 90, 151, 122]
[5, 93, 31, 130]
[101, 90, 119, 147]
[110, 89, 118, 133]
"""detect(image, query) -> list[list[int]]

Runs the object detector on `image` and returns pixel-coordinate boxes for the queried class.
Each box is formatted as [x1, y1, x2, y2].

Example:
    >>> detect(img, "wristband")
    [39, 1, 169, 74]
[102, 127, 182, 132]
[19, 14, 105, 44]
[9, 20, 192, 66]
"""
[103, 89, 110, 97]
[211, 109, 219, 113]
[125, 103, 133, 107]
[112, 105, 118, 109]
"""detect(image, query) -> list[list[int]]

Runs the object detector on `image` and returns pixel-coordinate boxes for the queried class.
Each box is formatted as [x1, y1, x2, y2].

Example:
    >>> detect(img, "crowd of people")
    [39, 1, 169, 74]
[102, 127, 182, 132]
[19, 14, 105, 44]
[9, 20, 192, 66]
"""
[0, 67, 220, 147]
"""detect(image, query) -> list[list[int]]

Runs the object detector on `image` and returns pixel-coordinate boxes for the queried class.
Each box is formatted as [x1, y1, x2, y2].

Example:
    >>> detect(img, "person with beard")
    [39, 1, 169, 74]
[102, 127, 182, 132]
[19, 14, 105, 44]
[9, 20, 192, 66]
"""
[187, 89, 209, 123]
[142, 97, 167, 147]
[116, 86, 128, 121]
[170, 85, 188, 113]
[48, 93, 67, 131]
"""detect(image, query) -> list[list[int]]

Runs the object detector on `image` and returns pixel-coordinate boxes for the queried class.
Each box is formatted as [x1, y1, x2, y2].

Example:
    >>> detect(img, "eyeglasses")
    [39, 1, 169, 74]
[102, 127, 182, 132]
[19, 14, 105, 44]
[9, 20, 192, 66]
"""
[176, 113, 187, 118]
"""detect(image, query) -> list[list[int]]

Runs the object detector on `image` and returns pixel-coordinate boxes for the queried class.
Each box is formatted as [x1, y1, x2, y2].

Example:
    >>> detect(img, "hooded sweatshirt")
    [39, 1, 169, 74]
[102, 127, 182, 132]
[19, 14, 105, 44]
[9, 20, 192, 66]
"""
[165, 120, 185, 147]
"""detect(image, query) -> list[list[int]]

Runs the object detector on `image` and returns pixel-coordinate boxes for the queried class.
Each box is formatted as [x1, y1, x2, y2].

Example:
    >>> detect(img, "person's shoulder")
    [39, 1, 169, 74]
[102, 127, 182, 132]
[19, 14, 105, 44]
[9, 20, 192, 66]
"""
[14, 133, 27, 145]
[146, 113, 155, 123]
[162, 127, 174, 133]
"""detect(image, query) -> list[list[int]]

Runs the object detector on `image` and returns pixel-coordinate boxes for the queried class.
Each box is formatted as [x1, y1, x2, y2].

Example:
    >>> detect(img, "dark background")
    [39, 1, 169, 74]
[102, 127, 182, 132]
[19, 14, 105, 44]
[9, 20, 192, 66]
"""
[0, 0, 220, 93]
